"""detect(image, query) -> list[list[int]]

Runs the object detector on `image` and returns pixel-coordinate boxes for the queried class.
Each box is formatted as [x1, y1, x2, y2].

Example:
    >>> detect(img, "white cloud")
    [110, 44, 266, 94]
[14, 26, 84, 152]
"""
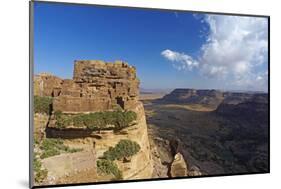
[161, 15, 268, 91]
[161, 49, 199, 71]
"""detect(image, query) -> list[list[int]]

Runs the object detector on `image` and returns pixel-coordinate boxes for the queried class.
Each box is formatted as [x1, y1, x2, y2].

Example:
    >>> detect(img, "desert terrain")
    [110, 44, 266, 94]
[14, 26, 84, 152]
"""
[141, 89, 269, 175]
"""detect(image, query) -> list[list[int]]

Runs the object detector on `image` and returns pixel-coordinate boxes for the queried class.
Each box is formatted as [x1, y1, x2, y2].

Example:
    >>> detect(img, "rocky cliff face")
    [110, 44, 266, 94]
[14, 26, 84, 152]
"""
[41, 102, 153, 184]
[97, 102, 153, 180]
[33, 60, 154, 185]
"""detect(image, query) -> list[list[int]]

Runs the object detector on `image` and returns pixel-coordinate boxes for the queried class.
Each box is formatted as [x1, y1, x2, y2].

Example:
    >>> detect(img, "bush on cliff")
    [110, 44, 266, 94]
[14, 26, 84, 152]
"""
[103, 139, 140, 161]
[55, 110, 137, 131]
[34, 96, 53, 114]
[54, 111, 72, 129]
[40, 138, 82, 159]
[97, 159, 122, 179]
[33, 154, 48, 183]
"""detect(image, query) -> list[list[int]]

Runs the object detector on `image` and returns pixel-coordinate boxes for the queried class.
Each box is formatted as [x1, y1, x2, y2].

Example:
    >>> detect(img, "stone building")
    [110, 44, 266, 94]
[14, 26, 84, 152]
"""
[34, 60, 140, 112]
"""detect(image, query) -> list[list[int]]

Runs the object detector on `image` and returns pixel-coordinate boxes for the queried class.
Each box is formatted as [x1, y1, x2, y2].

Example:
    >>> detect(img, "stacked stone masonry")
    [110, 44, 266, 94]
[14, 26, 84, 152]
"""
[34, 60, 140, 112]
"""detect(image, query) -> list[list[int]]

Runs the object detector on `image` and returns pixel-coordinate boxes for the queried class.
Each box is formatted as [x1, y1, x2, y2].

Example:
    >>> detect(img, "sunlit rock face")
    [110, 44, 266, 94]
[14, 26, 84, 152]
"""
[34, 60, 154, 185]
[35, 60, 140, 113]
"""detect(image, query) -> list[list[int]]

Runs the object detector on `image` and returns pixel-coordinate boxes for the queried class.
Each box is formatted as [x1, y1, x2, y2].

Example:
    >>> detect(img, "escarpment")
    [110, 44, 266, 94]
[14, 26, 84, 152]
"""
[33, 60, 153, 185]
[160, 88, 224, 108]
[143, 88, 268, 176]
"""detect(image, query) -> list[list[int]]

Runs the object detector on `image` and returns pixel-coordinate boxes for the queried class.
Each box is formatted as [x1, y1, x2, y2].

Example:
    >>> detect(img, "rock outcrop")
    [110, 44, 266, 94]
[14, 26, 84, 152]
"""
[34, 60, 139, 113]
[96, 102, 153, 180]
[34, 73, 63, 97]
[45, 102, 154, 182]
[42, 151, 97, 185]
[170, 153, 188, 177]
[188, 166, 202, 176]
[34, 60, 154, 184]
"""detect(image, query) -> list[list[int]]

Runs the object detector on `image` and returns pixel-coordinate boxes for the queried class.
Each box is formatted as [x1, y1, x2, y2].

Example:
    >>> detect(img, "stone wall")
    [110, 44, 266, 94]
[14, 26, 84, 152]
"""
[34, 73, 63, 97]
[34, 60, 140, 112]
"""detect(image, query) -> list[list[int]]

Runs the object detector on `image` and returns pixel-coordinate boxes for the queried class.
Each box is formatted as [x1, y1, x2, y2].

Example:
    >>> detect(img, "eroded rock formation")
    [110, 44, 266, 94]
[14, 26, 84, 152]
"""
[34, 60, 154, 184]
[170, 153, 188, 177]
[34, 73, 63, 97]
[34, 60, 140, 113]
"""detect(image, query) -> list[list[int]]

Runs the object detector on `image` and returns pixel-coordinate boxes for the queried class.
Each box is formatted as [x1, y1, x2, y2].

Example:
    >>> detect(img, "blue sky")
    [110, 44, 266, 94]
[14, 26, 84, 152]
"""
[34, 2, 268, 91]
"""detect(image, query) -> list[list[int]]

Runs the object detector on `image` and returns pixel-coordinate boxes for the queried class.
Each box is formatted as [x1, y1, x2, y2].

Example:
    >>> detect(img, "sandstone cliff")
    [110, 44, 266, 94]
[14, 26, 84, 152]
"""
[33, 60, 154, 185]
[94, 102, 153, 180]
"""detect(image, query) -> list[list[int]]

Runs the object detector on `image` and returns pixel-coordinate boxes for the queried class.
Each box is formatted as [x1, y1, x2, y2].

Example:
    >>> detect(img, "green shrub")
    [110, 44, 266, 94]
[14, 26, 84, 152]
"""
[113, 110, 137, 131]
[35, 169, 48, 183]
[40, 138, 82, 159]
[34, 96, 53, 114]
[54, 110, 62, 118]
[103, 139, 140, 161]
[57, 116, 72, 129]
[54, 110, 72, 128]
[33, 156, 48, 183]
[55, 110, 137, 131]
[97, 159, 122, 179]
[33, 155, 42, 173]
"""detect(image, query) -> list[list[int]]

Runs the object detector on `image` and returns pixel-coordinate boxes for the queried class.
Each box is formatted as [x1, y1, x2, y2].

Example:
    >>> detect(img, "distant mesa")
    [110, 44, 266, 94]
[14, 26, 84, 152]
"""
[160, 88, 224, 108]
[159, 88, 268, 109]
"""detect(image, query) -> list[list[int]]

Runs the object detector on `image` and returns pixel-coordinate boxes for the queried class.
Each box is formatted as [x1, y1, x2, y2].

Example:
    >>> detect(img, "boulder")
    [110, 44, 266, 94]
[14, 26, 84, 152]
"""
[170, 153, 188, 177]
[188, 165, 202, 176]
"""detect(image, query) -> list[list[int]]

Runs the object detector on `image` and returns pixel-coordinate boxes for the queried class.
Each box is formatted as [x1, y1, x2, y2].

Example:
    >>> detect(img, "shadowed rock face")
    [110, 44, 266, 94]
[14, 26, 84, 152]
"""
[216, 93, 268, 118]
[215, 93, 269, 173]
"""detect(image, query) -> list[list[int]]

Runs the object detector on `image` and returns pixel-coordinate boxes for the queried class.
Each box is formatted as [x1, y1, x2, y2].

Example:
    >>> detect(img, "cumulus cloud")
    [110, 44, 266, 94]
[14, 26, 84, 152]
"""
[161, 15, 268, 90]
[161, 49, 199, 71]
